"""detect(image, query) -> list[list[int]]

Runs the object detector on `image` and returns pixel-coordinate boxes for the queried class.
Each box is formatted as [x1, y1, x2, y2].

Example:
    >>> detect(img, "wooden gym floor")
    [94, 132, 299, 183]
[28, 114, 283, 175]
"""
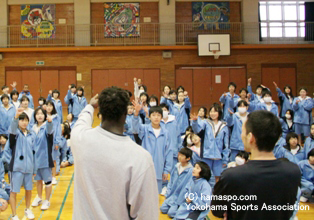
[1, 109, 313, 219]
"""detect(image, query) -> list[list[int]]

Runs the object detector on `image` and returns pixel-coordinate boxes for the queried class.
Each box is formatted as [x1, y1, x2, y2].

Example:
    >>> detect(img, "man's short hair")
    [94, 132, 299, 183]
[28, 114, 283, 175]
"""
[99, 87, 129, 122]
[245, 110, 282, 152]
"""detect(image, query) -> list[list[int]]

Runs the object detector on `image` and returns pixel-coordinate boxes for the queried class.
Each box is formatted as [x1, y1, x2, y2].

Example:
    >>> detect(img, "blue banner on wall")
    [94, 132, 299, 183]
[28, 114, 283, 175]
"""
[192, 2, 230, 30]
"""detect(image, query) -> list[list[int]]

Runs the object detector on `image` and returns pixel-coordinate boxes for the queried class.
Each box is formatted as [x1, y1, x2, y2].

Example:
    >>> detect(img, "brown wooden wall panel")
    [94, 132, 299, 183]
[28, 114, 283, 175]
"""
[22, 70, 41, 105]
[176, 69, 193, 101]
[193, 69, 211, 106]
[143, 69, 160, 97]
[91, 70, 109, 97]
[262, 67, 280, 103]
[229, 68, 247, 92]
[59, 70, 77, 106]
[109, 69, 127, 89]
[211, 68, 230, 105]
[41, 70, 59, 99]
[279, 68, 297, 97]
[6, 71, 23, 92]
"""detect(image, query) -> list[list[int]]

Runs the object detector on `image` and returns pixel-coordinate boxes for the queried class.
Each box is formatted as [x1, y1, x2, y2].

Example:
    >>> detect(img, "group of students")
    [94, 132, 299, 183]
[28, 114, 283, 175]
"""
[121, 77, 314, 219]
[0, 83, 82, 219]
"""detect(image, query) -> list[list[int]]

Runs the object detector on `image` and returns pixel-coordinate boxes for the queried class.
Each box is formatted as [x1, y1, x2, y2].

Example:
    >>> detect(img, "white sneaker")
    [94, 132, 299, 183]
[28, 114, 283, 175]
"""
[294, 216, 298, 220]
[31, 197, 42, 207]
[12, 215, 20, 220]
[41, 200, 50, 210]
[24, 208, 35, 219]
[300, 196, 308, 203]
[160, 187, 167, 196]
[52, 177, 57, 185]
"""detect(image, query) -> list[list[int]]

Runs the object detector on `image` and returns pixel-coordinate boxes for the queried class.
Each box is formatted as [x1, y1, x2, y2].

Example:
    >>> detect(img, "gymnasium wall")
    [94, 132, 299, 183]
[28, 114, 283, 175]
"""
[1, 48, 313, 101]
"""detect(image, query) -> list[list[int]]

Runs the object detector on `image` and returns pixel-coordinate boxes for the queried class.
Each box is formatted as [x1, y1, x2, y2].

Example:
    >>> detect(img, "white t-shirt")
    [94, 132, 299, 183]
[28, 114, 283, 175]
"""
[214, 121, 222, 134]
[24, 108, 34, 121]
[266, 104, 272, 112]
[12, 101, 20, 109]
[153, 128, 161, 138]
[291, 146, 299, 155]
[287, 119, 293, 128]
[71, 105, 159, 220]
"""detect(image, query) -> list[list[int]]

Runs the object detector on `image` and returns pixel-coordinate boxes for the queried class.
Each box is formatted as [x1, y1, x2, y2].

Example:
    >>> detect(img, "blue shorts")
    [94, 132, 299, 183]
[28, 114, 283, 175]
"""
[295, 123, 310, 136]
[202, 159, 223, 177]
[10, 172, 33, 193]
[34, 168, 52, 182]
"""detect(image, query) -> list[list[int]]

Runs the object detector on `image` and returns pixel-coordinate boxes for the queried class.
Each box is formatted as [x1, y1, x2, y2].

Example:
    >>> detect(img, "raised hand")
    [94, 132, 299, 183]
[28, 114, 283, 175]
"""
[273, 81, 278, 88]
[68, 85, 71, 89]
[132, 100, 142, 115]
[190, 113, 198, 121]
[10, 81, 17, 88]
[247, 93, 252, 100]
[184, 91, 188, 96]
[90, 94, 99, 108]
[16, 108, 24, 117]
[248, 78, 252, 85]
[223, 92, 227, 97]
[296, 99, 301, 104]
[228, 108, 234, 115]
[49, 90, 52, 95]
[47, 115, 52, 123]
[134, 77, 137, 82]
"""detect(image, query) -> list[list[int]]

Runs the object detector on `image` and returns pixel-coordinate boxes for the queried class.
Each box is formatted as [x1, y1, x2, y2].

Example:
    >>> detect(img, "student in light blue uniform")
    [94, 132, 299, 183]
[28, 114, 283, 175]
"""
[65, 113, 75, 130]
[31, 107, 54, 210]
[10, 90, 20, 110]
[292, 87, 313, 143]
[0, 134, 8, 160]
[247, 78, 264, 103]
[138, 92, 150, 124]
[273, 82, 294, 118]
[173, 91, 191, 135]
[64, 84, 76, 114]
[226, 100, 249, 161]
[132, 104, 172, 193]
[123, 103, 135, 142]
[255, 90, 279, 117]
[60, 122, 72, 168]
[20, 96, 35, 131]
[298, 149, 314, 203]
[9, 110, 36, 219]
[67, 87, 87, 125]
[231, 88, 255, 113]
[0, 176, 11, 212]
[219, 82, 239, 121]
[279, 109, 295, 138]
[160, 103, 180, 168]
[47, 89, 63, 123]
[160, 148, 193, 218]
[283, 132, 305, 164]
[197, 107, 208, 121]
[191, 103, 230, 183]
[18, 84, 34, 109]
[273, 136, 286, 159]
[0, 94, 16, 135]
[160, 90, 179, 117]
[37, 96, 46, 109]
[161, 85, 172, 105]
[174, 162, 212, 220]
[304, 124, 314, 159]
[46, 101, 62, 184]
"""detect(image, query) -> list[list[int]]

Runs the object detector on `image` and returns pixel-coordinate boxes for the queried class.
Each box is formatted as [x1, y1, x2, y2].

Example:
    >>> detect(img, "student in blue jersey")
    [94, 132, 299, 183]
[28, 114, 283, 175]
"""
[9, 109, 36, 220]
[226, 100, 249, 161]
[160, 103, 180, 165]
[160, 147, 193, 218]
[227, 151, 249, 168]
[10, 90, 20, 110]
[132, 102, 172, 193]
[37, 97, 46, 109]
[174, 91, 191, 135]
[31, 107, 54, 211]
[46, 101, 62, 185]
[283, 132, 305, 164]
[64, 84, 76, 114]
[60, 123, 73, 168]
[124, 103, 135, 142]
[67, 86, 87, 124]
[161, 90, 178, 116]
[161, 85, 171, 104]
[304, 124, 314, 159]
[247, 78, 265, 102]
[279, 109, 295, 138]
[197, 107, 207, 120]
[47, 89, 63, 123]
[0, 134, 8, 159]
[292, 87, 313, 144]
[273, 81, 294, 118]
[219, 82, 239, 121]
[255, 90, 279, 117]
[273, 135, 287, 159]
[298, 149, 314, 203]
[20, 96, 35, 130]
[174, 161, 212, 220]
[0, 94, 16, 135]
[231, 88, 254, 113]
[0, 176, 11, 213]
[0, 83, 15, 105]
[18, 84, 34, 109]
[138, 92, 150, 124]
[148, 95, 159, 107]
[65, 113, 75, 130]
[191, 103, 229, 183]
